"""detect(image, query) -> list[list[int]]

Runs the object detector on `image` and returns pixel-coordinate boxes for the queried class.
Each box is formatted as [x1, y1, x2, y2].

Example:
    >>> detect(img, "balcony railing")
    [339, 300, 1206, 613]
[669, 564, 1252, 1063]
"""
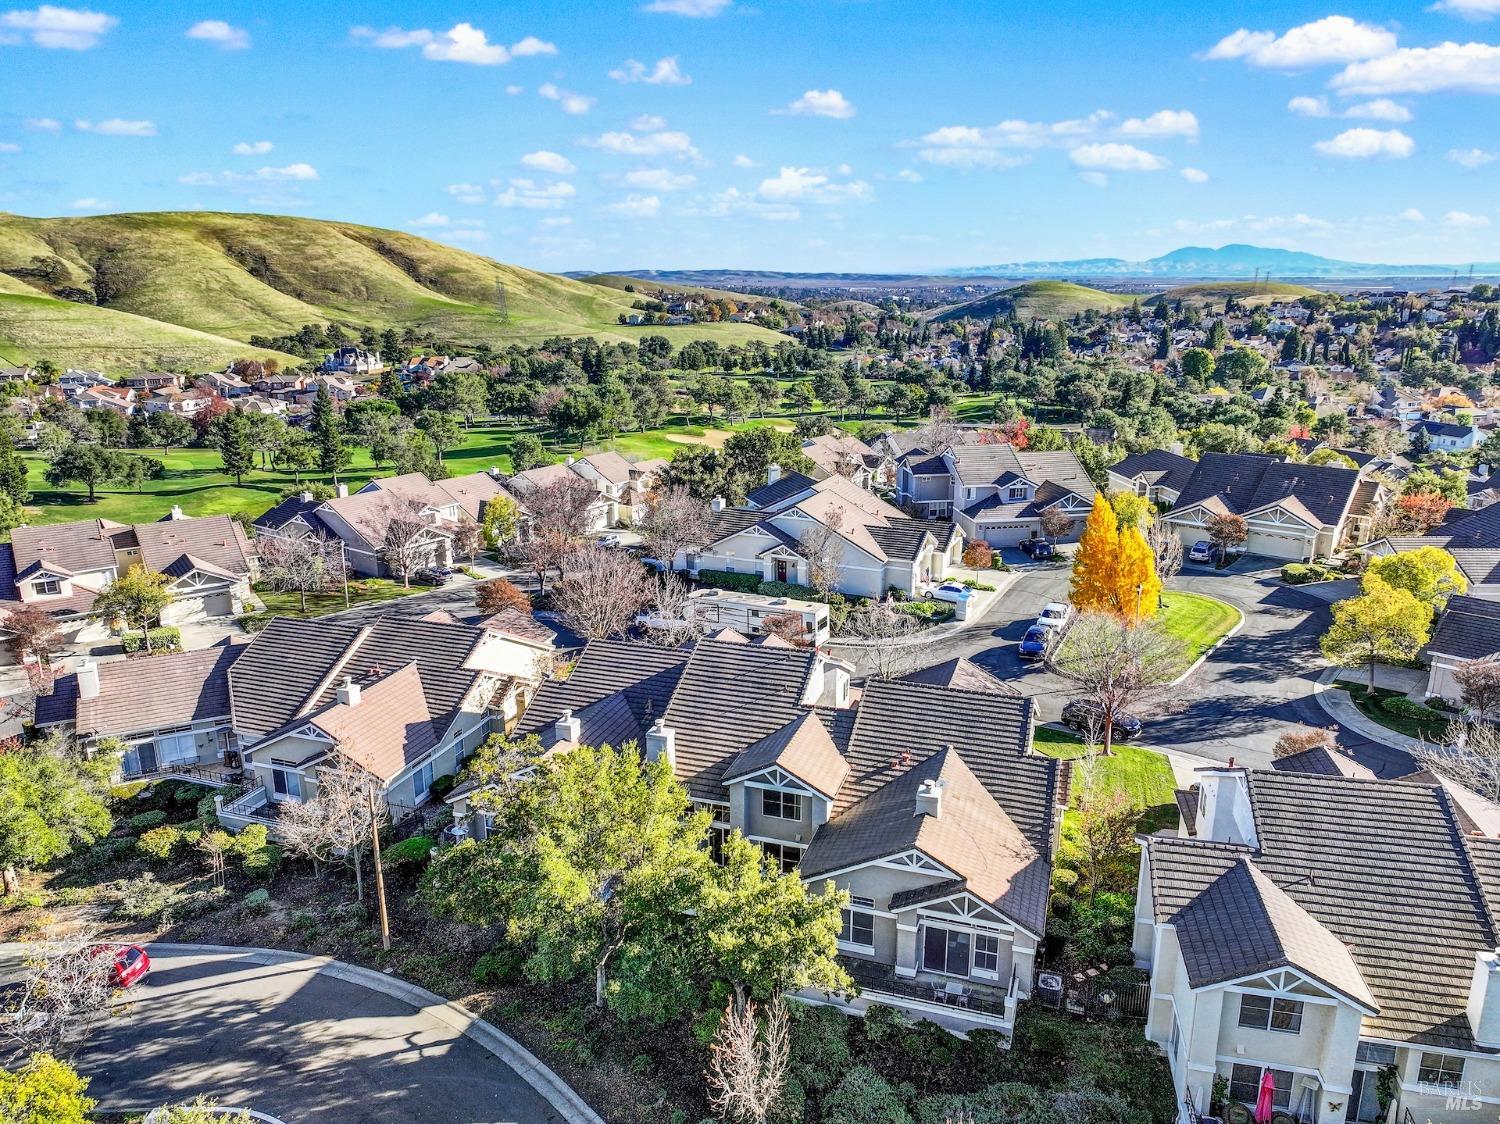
[124, 760, 242, 787]
[839, 956, 1013, 1020]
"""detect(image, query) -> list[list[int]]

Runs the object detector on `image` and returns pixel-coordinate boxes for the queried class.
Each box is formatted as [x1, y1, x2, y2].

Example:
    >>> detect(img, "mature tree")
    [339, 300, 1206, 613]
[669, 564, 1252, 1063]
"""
[1108, 491, 1152, 532]
[1205, 512, 1249, 559]
[245, 411, 288, 469]
[1320, 577, 1431, 690]
[1394, 491, 1453, 534]
[4, 605, 66, 667]
[423, 742, 713, 1014]
[1115, 523, 1162, 624]
[274, 430, 318, 482]
[1306, 447, 1358, 469]
[509, 432, 551, 472]
[1363, 545, 1466, 617]
[311, 382, 350, 483]
[798, 510, 846, 597]
[363, 494, 435, 588]
[841, 601, 919, 679]
[1051, 612, 1188, 754]
[1456, 656, 1500, 721]
[475, 578, 531, 616]
[215, 406, 255, 484]
[1039, 506, 1074, 544]
[45, 444, 126, 503]
[278, 756, 384, 901]
[638, 486, 710, 568]
[0, 1052, 96, 1123]
[911, 405, 961, 452]
[707, 998, 791, 1124]
[516, 475, 599, 591]
[1145, 520, 1183, 596]
[1180, 347, 1216, 384]
[481, 494, 522, 549]
[2, 933, 117, 1056]
[1412, 720, 1500, 802]
[418, 408, 463, 468]
[92, 566, 172, 652]
[1069, 494, 1119, 614]
[433, 369, 488, 427]
[0, 737, 112, 895]
[0, 434, 31, 504]
[1071, 756, 1141, 901]
[554, 546, 655, 639]
[256, 534, 347, 613]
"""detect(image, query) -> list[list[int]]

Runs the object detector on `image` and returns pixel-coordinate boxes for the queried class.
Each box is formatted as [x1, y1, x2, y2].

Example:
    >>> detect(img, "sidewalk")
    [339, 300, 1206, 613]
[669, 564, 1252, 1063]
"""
[1311, 666, 1423, 752]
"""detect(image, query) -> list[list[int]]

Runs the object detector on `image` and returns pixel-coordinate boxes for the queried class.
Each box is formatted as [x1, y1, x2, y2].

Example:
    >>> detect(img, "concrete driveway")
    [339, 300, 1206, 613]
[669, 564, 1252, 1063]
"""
[844, 557, 1415, 777]
[17, 945, 593, 1124]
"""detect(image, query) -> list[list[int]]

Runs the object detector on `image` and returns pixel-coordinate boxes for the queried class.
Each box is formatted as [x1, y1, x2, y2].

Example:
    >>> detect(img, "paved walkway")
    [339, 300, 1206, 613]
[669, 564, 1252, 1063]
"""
[1311, 667, 1425, 753]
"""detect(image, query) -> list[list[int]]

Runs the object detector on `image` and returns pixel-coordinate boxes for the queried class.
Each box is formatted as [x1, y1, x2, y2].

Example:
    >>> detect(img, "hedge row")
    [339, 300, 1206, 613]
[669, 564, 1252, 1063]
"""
[121, 627, 183, 654]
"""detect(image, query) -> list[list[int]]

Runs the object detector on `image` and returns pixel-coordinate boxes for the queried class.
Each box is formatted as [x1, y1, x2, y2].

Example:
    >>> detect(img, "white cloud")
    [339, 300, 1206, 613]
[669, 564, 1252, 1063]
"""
[1429, 0, 1500, 18]
[631, 115, 666, 132]
[1313, 127, 1414, 158]
[75, 117, 156, 136]
[609, 56, 690, 85]
[1078, 171, 1109, 187]
[602, 194, 661, 217]
[1118, 109, 1199, 139]
[894, 168, 923, 183]
[0, 142, 19, 152]
[1173, 213, 1334, 235]
[24, 117, 61, 132]
[732, 153, 756, 168]
[447, 182, 486, 204]
[1289, 95, 1333, 116]
[1180, 167, 1210, 183]
[1400, 208, 1426, 221]
[587, 129, 701, 161]
[691, 187, 800, 222]
[185, 19, 248, 49]
[177, 163, 318, 195]
[1204, 16, 1396, 68]
[261, 162, 316, 180]
[505, 84, 523, 95]
[69, 196, 109, 209]
[521, 149, 576, 174]
[232, 140, 273, 156]
[779, 89, 855, 119]
[1289, 94, 1411, 120]
[641, 0, 730, 15]
[352, 23, 552, 66]
[540, 216, 571, 227]
[0, 5, 116, 49]
[410, 212, 449, 227]
[1446, 209, 1491, 226]
[622, 168, 695, 191]
[757, 165, 872, 203]
[911, 111, 1120, 167]
[538, 82, 595, 115]
[494, 177, 575, 209]
[1450, 146, 1499, 167]
[1069, 142, 1168, 171]
[1332, 43, 1500, 94]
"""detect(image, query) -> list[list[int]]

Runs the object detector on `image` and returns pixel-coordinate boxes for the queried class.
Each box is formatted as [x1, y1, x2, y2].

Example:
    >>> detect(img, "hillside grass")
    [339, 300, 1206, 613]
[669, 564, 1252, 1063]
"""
[1159, 281, 1322, 307]
[579, 273, 787, 307]
[928, 280, 1136, 323]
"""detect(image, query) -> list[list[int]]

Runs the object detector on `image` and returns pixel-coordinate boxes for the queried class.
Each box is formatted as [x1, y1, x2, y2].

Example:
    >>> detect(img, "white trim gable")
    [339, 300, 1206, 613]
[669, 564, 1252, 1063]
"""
[916, 892, 1016, 932]
[1242, 504, 1321, 532]
[738, 767, 815, 794]
[1213, 966, 1378, 1015]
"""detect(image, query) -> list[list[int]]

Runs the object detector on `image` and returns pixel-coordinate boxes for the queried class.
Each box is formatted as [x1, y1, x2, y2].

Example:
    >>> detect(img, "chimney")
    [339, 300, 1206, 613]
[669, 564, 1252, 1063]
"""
[915, 777, 944, 818]
[169, 504, 184, 520]
[336, 483, 350, 499]
[1193, 767, 1258, 847]
[710, 496, 726, 513]
[645, 718, 676, 768]
[555, 708, 581, 744]
[336, 676, 361, 707]
[767, 462, 782, 485]
[1470, 950, 1500, 1048]
[1480, 465, 1491, 481]
[76, 658, 100, 701]
[299, 491, 313, 503]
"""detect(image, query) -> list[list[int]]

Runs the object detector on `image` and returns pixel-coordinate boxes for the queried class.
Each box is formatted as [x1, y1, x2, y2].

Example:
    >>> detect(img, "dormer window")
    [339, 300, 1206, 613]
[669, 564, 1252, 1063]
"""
[33, 579, 60, 596]
[762, 789, 803, 820]
[1008, 485, 1028, 501]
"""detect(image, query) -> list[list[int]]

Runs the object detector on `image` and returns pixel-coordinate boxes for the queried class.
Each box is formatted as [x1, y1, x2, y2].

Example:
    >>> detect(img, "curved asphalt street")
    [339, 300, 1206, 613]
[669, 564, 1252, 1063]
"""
[29, 946, 585, 1124]
[838, 555, 1415, 778]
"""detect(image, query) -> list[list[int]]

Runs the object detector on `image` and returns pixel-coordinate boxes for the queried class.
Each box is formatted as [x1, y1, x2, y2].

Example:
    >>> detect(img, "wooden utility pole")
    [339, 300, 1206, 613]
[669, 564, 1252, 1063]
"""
[367, 786, 391, 951]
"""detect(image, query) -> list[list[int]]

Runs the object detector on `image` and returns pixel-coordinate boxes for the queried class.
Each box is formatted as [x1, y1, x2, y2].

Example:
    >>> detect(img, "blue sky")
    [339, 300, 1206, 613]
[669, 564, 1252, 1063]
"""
[3, 1, 1499, 272]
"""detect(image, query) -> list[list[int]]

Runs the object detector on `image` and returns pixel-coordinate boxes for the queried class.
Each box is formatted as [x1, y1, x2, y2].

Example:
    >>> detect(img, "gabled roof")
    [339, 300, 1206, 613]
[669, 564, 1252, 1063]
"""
[900, 657, 1020, 696]
[724, 711, 849, 797]
[1172, 452, 1360, 528]
[252, 493, 332, 535]
[11, 519, 127, 574]
[1427, 594, 1500, 661]
[1271, 746, 1378, 780]
[433, 471, 511, 521]
[293, 663, 437, 783]
[131, 515, 253, 579]
[515, 638, 689, 751]
[746, 471, 816, 510]
[1110, 449, 1198, 495]
[37, 640, 246, 737]
[578, 451, 635, 486]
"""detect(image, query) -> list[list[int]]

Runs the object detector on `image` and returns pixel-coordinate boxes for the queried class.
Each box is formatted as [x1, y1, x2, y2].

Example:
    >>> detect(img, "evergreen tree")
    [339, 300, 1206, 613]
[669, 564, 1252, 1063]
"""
[1069, 494, 1120, 614]
[1154, 326, 1171, 360]
[216, 406, 254, 485]
[311, 383, 350, 483]
[0, 435, 30, 505]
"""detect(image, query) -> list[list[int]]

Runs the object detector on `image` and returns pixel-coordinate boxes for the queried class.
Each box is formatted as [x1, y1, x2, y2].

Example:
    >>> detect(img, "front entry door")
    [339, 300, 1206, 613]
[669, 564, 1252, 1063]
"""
[775, 560, 789, 583]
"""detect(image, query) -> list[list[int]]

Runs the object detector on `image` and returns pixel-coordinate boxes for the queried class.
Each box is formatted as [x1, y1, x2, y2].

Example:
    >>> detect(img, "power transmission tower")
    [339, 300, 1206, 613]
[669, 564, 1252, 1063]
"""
[495, 281, 508, 323]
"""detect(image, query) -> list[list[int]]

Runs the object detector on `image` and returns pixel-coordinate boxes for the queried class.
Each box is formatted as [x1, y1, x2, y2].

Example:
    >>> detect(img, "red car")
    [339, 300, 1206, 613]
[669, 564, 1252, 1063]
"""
[95, 944, 151, 989]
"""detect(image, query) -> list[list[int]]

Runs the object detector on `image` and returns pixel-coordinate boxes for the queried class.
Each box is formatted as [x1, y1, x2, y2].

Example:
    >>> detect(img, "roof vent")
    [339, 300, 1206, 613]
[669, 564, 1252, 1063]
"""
[336, 676, 361, 707]
[555, 708, 581, 744]
[169, 505, 185, 520]
[915, 777, 944, 818]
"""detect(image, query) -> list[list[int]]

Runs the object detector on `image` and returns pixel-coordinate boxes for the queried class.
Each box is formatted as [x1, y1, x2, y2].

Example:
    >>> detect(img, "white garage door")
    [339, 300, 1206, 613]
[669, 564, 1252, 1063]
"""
[165, 591, 234, 624]
[1247, 531, 1309, 561]
[980, 523, 1033, 548]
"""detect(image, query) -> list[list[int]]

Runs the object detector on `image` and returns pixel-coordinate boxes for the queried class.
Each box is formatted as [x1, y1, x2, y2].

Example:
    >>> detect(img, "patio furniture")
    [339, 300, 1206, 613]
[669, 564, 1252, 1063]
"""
[943, 981, 970, 1008]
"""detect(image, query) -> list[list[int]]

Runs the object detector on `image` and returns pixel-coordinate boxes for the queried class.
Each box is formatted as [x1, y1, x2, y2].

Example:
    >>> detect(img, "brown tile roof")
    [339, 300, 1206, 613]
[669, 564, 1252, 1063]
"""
[131, 515, 253, 578]
[480, 607, 555, 646]
[1271, 746, 1378, 780]
[433, 471, 509, 521]
[11, 519, 127, 574]
[306, 664, 437, 783]
[66, 642, 246, 738]
[900, 657, 1020, 696]
[725, 712, 849, 797]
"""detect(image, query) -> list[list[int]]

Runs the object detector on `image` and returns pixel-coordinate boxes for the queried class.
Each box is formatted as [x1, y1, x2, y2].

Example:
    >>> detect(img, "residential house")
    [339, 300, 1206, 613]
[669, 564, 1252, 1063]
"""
[451, 635, 1061, 1038]
[504, 452, 660, 533]
[678, 471, 961, 598]
[801, 432, 891, 491]
[897, 445, 1095, 548]
[0, 365, 37, 384]
[1362, 502, 1500, 600]
[195, 371, 251, 398]
[1160, 452, 1379, 561]
[1423, 594, 1500, 703]
[1136, 764, 1500, 1123]
[254, 373, 308, 399]
[1411, 419, 1481, 454]
[1370, 385, 1425, 421]
[294, 374, 358, 406]
[1107, 450, 1198, 507]
[321, 346, 384, 375]
[119, 373, 182, 393]
[142, 386, 220, 419]
[73, 385, 137, 416]
[58, 369, 111, 393]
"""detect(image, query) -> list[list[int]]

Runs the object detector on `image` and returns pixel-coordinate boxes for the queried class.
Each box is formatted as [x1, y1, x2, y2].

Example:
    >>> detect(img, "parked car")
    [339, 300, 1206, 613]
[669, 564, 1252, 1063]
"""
[927, 581, 972, 604]
[1060, 700, 1144, 740]
[1188, 540, 1214, 564]
[97, 944, 150, 989]
[1018, 625, 1052, 662]
[412, 567, 450, 587]
[596, 533, 623, 549]
[1035, 602, 1072, 632]
[1018, 539, 1055, 560]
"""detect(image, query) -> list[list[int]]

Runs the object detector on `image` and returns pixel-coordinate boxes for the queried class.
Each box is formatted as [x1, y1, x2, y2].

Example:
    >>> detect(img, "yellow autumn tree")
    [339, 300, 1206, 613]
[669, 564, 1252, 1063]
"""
[1069, 494, 1120, 613]
[1116, 523, 1162, 623]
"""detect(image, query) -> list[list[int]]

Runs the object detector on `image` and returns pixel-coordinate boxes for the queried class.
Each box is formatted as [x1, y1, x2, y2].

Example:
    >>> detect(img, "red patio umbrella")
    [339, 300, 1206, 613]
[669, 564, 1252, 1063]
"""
[1254, 1069, 1277, 1124]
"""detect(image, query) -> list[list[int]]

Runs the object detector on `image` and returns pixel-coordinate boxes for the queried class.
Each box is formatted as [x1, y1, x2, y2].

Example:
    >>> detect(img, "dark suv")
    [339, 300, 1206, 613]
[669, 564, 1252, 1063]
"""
[1060, 700, 1143, 740]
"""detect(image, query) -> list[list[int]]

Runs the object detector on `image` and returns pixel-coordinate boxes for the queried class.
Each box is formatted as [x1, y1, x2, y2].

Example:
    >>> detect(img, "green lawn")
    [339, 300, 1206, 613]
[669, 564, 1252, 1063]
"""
[1155, 590, 1240, 665]
[253, 577, 422, 618]
[1035, 731, 1179, 826]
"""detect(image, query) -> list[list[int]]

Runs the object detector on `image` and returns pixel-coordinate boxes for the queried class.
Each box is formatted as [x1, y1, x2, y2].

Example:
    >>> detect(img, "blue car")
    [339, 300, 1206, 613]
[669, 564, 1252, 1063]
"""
[1018, 625, 1052, 662]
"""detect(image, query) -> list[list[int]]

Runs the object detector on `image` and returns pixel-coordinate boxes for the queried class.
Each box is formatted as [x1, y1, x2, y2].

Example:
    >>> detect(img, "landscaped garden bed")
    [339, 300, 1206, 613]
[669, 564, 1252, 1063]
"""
[1331, 681, 1450, 742]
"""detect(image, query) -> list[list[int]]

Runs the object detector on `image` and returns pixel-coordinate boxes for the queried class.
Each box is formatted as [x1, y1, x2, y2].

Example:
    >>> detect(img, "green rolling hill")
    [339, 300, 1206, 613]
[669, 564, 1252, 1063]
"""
[0, 211, 787, 371]
[928, 280, 1135, 323]
[1158, 281, 1323, 307]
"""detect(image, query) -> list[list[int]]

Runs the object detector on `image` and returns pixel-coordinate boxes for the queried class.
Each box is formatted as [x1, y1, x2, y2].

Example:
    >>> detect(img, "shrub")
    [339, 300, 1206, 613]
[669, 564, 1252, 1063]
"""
[821, 1066, 914, 1124]
[788, 1004, 853, 1094]
[114, 873, 216, 927]
[242, 843, 282, 881]
[472, 944, 527, 985]
[1381, 695, 1446, 723]
[110, 780, 149, 800]
[962, 541, 994, 568]
[962, 578, 997, 591]
[695, 568, 761, 592]
[121, 627, 183, 655]
[757, 579, 825, 602]
[237, 613, 274, 633]
[428, 773, 457, 801]
[137, 825, 182, 861]
[383, 835, 436, 869]
[127, 810, 167, 832]
[242, 888, 271, 911]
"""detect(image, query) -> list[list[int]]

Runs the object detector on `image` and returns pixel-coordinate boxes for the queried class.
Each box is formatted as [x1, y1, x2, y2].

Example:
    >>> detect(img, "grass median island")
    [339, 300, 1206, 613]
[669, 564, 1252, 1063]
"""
[1331, 680, 1450, 743]
[1154, 590, 1240, 665]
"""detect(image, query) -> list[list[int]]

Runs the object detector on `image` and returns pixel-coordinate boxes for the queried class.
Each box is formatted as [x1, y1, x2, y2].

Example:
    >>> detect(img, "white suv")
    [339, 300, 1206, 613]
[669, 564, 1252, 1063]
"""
[1035, 602, 1073, 632]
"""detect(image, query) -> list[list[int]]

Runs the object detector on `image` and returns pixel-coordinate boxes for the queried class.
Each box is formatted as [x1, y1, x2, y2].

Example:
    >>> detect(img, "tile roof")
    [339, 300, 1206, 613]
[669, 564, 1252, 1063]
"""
[11, 519, 127, 574]
[432, 471, 510, 521]
[251, 494, 330, 535]
[1172, 452, 1360, 528]
[1271, 746, 1378, 780]
[46, 642, 246, 738]
[299, 663, 437, 783]
[745, 471, 816, 510]
[579, 451, 635, 486]
[480, 607, 556, 646]
[1110, 450, 1198, 495]
[900, 657, 1020, 695]
[724, 711, 850, 797]
[514, 638, 689, 750]
[1427, 594, 1500, 660]
[130, 515, 254, 579]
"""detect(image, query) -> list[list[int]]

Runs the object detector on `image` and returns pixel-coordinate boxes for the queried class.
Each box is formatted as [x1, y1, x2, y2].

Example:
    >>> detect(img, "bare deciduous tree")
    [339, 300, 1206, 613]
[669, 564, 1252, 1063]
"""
[1040, 507, 1075, 544]
[842, 601, 919, 680]
[1456, 656, 1500, 722]
[278, 755, 385, 902]
[1414, 720, 1500, 801]
[452, 518, 483, 563]
[1050, 612, 1188, 754]
[706, 998, 791, 1124]
[798, 509, 846, 597]
[641, 571, 708, 648]
[554, 546, 654, 639]
[363, 494, 436, 589]
[514, 475, 600, 591]
[1145, 520, 1183, 594]
[1272, 726, 1337, 760]
[255, 533, 348, 613]
[911, 405, 960, 453]
[638, 485, 710, 569]
[3, 932, 117, 1057]
[1071, 755, 1141, 900]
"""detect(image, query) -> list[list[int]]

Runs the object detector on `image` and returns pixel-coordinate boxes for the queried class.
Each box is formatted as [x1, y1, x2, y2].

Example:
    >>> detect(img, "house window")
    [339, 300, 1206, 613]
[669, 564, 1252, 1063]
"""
[270, 768, 302, 800]
[762, 789, 804, 821]
[1008, 486, 1027, 501]
[1418, 1053, 1465, 1090]
[922, 924, 972, 977]
[1237, 994, 1304, 1034]
[1229, 1064, 1291, 1110]
[971, 933, 1001, 980]
[759, 840, 802, 874]
[33, 579, 60, 596]
[154, 731, 197, 768]
[414, 761, 435, 801]
[840, 896, 876, 951]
